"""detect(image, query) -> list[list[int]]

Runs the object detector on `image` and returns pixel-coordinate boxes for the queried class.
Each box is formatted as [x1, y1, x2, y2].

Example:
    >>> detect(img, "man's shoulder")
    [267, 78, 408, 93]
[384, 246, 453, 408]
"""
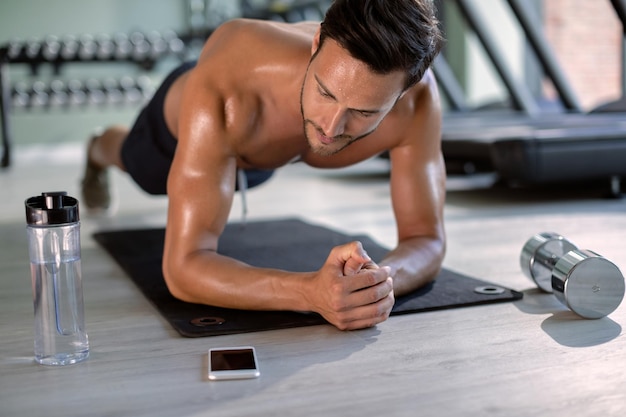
[390, 69, 440, 119]
[194, 18, 317, 72]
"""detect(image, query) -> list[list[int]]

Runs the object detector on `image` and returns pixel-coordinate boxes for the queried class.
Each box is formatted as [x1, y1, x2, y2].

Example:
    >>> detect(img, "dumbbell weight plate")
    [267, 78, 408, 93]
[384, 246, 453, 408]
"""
[553, 249, 625, 319]
[520, 232, 578, 292]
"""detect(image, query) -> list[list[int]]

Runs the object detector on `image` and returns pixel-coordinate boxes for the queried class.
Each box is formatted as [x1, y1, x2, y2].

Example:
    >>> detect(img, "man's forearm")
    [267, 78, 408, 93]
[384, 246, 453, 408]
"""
[380, 235, 445, 296]
[163, 249, 314, 312]
[162, 241, 395, 330]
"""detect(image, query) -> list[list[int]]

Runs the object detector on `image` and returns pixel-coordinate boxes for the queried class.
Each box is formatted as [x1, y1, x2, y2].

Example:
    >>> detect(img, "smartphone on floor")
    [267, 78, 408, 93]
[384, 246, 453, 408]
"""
[208, 346, 260, 380]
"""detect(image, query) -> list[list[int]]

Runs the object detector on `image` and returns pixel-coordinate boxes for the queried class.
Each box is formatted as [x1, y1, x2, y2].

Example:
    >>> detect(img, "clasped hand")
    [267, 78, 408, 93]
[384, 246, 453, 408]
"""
[309, 241, 394, 330]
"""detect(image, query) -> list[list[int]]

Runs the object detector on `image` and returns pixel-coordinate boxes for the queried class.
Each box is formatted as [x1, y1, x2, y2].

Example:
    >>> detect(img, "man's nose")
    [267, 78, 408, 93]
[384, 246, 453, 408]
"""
[322, 106, 347, 137]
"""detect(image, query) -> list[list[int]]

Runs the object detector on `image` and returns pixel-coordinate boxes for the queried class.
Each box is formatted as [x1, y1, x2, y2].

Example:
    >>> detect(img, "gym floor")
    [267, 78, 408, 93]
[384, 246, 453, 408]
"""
[1, 131, 626, 416]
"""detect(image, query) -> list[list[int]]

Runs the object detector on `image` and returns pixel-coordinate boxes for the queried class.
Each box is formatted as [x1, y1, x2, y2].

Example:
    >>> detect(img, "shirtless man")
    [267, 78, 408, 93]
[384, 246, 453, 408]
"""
[82, 0, 446, 330]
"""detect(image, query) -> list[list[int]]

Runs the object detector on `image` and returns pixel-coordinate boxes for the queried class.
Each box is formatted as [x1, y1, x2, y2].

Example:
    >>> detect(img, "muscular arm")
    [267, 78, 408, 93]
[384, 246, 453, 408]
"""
[381, 72, 447, 295]
[161, 60, 393, 330]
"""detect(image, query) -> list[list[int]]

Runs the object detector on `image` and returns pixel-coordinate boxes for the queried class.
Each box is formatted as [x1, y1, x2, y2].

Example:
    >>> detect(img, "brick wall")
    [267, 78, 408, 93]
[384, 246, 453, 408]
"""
[544, 0, 622, 110]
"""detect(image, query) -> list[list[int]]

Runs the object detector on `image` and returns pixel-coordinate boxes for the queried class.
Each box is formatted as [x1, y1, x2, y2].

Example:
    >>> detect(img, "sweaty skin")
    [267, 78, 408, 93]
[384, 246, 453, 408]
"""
[161, 19, 446, 331]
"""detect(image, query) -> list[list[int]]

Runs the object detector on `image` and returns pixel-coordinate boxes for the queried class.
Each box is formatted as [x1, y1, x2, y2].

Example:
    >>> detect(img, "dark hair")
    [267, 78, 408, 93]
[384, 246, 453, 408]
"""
[319, 0, 444, 90]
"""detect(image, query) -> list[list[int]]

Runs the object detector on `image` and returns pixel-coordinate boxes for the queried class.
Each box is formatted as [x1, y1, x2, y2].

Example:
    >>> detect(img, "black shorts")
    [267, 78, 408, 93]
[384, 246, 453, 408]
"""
[121, 61, 274, 195]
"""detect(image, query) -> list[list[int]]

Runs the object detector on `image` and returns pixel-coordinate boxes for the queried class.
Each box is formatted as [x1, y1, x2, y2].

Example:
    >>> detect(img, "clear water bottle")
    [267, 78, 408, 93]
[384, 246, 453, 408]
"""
[25, 191, 89, 365]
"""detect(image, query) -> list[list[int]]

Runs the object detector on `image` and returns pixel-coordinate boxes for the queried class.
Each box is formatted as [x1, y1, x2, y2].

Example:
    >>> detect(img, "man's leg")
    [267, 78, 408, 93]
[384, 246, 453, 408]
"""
[88, 125, 128, 171]
[81, 125, 128, 211]
[81, 62, 197, 209]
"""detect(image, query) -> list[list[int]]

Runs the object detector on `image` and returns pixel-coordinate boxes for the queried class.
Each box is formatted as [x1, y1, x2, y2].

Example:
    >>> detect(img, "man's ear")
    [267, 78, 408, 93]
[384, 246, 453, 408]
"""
[311, 26, 321, 56]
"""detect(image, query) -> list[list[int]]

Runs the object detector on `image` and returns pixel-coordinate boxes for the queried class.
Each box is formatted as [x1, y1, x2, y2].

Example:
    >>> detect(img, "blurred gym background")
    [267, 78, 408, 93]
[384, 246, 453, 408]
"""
[0, 0, 624, 190]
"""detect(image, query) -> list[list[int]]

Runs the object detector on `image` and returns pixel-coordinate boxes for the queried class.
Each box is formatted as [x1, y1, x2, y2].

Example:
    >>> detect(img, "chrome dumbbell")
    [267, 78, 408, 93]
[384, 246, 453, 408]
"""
[520, 232, 625, 319]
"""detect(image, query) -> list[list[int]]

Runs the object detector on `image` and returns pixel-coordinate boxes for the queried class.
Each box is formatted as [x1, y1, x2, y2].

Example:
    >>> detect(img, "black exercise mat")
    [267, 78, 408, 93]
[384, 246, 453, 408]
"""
[93, 218, 522, 337]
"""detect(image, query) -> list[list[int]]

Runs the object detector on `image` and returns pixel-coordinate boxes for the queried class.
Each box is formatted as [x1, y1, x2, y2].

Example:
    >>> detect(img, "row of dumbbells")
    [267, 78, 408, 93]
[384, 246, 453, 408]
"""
[10, 76, 155, 108]
[1, 31, 186, 64]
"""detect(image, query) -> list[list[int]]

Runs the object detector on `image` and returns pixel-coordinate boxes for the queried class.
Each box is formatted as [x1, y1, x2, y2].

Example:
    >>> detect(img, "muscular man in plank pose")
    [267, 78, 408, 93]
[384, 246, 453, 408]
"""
[82, 0, 446, 330]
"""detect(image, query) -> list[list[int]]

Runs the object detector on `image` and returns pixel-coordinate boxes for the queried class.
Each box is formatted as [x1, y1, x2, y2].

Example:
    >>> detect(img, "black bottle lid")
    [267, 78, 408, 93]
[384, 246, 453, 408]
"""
[25, 191, 79, 226]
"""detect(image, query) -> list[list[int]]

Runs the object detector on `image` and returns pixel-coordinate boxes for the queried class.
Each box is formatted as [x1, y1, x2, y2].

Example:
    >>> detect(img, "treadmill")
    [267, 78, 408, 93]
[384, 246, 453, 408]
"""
[438, 0, 626, 194]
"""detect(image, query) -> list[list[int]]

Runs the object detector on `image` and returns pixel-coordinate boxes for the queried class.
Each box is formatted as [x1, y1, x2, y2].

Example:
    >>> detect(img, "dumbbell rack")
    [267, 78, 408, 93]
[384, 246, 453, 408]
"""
[0, 31, 187, 168]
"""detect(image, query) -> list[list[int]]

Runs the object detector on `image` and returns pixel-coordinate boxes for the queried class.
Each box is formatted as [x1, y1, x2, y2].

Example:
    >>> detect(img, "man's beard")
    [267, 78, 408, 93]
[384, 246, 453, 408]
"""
[303, 119, 358, 156]
[299, 82, 375, 157]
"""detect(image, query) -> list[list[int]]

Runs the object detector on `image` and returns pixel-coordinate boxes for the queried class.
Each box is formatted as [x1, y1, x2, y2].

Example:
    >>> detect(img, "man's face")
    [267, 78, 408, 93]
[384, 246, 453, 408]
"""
[300, 39, 406, 156]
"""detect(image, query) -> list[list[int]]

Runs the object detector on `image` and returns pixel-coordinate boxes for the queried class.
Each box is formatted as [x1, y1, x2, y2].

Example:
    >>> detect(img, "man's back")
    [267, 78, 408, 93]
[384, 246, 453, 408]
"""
[163, 19, 318, 170]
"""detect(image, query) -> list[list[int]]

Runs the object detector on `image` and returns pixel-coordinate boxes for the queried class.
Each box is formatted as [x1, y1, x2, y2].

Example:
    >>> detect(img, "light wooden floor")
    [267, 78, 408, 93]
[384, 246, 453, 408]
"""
[1, 142, 626, 416]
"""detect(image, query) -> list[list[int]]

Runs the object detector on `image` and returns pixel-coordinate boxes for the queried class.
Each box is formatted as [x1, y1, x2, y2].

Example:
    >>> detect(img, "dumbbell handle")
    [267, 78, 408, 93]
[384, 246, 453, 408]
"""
[535, 247, 561, 270]
[520, 232, 578, 293]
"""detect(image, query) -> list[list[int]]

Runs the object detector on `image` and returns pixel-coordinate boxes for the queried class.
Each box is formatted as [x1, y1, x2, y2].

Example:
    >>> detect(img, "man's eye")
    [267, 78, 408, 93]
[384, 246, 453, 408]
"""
[318, 87, 331, 98]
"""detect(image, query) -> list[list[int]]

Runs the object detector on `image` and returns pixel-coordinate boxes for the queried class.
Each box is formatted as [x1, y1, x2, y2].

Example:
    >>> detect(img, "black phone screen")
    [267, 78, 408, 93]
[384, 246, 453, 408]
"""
[210, 348, 257, 371]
